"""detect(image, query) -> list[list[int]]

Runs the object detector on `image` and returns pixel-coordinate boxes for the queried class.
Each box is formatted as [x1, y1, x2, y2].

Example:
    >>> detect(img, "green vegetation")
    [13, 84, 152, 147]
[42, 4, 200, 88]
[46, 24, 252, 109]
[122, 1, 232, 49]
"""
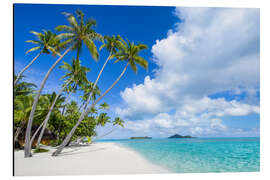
[14, 9, 148, 158]
[33, 148, 49, 153]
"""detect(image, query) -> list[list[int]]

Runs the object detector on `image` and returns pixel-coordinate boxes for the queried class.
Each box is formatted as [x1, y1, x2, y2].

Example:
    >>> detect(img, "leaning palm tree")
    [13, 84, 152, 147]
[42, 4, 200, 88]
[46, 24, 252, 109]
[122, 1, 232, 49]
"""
[24, 10, 101, 157]
[52, 39, 148, 156]
[14, 30, 61, 85]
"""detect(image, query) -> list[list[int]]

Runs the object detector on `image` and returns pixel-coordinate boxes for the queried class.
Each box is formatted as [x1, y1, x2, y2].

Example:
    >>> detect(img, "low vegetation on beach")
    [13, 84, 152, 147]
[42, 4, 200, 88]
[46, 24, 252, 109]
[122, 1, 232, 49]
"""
[14, 9, 148, 158]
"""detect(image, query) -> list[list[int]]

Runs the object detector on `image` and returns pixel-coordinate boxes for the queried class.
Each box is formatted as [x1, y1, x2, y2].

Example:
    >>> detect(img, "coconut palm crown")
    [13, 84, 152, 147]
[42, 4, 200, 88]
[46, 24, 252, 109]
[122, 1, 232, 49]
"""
[55, 9, 102, 60]
[59, 57, 90, 92]
[111, 38, 148, 73]
[25, 30, 61, 55]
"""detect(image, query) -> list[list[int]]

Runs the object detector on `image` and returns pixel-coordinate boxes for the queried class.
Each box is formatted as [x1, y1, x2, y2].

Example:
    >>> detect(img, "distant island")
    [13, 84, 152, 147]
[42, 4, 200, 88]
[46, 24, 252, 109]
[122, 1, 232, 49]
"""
[168, 134, 194, 138]
[130, 136, 152, 139]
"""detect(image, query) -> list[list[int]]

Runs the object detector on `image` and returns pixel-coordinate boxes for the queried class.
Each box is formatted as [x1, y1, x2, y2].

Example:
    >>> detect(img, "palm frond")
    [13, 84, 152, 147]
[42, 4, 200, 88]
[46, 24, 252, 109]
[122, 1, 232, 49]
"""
[83, 37, 99, 61]
[25, 46, 41, 54]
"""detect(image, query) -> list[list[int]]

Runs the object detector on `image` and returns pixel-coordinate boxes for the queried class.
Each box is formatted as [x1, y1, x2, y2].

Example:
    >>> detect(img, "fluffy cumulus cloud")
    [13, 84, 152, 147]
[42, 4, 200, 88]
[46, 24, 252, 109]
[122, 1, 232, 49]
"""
[116, 7, 260, 137]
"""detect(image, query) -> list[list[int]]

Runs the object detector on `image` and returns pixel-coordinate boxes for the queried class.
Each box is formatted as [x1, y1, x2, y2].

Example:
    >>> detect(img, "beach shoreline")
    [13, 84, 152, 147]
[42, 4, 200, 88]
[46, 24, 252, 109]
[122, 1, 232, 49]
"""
[14, 142, 169, 176]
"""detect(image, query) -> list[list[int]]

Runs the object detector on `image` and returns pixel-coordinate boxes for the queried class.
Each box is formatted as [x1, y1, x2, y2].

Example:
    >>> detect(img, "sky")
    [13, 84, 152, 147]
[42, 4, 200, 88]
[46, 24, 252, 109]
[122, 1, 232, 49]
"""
[14, 4, 260, 139]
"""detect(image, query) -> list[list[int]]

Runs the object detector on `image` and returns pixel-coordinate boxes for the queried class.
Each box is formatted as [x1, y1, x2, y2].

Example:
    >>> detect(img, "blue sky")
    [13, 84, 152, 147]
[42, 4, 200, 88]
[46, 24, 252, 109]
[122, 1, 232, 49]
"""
[14, 4, 260, 139]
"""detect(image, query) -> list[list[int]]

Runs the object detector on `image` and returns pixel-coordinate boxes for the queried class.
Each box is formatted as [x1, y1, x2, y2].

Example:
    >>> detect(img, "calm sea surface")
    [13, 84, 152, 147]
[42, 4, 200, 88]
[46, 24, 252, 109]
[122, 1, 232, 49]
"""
[97, 137, 260, 173]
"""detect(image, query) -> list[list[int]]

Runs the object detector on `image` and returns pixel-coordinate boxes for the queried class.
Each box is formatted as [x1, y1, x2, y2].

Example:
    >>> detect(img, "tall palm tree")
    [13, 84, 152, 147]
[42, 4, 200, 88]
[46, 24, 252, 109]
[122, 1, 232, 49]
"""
[24, 10, 101, 157]
[52, 39, 148, 156]
[14, 30, 61, 85]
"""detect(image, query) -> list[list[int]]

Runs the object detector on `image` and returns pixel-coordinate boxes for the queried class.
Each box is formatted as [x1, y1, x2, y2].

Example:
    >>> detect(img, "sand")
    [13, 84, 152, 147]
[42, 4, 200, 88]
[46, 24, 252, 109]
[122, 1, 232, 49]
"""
[14, 142, 169, 176]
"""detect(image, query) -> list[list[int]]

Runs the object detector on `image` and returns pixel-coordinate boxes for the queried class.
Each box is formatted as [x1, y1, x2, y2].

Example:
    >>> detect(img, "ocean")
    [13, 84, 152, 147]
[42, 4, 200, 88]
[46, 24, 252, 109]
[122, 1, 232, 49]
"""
[97, 137, 260, 173]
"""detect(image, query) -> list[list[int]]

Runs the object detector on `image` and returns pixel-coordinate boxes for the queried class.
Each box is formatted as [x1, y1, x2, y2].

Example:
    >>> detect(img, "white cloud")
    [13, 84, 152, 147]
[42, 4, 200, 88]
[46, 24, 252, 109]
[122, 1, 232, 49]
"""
[123, 97, 258, 135]
[116, 7, 260, 136]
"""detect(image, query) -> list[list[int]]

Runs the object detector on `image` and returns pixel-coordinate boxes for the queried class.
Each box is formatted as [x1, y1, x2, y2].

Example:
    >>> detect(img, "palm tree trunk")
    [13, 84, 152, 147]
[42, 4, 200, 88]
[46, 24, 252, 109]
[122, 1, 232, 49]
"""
[35, 79, 72, 149]
[24, 47, 72, 158]
[14, 51, 42, 85]
[52, 63, 129, 156]
[14, 120, 26, 148]
[14, 127, 22, 144]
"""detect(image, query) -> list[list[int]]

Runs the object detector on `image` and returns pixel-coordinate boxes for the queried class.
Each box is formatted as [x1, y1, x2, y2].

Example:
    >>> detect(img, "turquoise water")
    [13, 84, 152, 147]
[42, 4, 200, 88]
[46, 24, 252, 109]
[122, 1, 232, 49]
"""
[98, 137, 260, 173]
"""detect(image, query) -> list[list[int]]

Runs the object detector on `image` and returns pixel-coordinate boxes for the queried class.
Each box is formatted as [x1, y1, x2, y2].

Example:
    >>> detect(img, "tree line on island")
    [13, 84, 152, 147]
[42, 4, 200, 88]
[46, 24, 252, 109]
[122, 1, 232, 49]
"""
[129, 134, 194, 139]
[14, 10, 148, 158]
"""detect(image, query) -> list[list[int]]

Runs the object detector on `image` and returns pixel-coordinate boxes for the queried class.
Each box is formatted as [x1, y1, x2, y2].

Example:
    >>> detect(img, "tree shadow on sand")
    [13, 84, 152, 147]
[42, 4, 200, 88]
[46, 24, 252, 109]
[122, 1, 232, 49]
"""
[56, 145, 106, 156]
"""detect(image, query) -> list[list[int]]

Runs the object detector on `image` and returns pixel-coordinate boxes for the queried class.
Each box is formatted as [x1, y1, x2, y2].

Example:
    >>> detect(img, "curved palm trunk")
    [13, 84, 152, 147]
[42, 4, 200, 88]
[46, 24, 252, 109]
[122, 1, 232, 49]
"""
[14, 51, 42, 85]
[35, 79, 73, 149]
[52, 63, 129, 156]
[24, 47, 72, 158]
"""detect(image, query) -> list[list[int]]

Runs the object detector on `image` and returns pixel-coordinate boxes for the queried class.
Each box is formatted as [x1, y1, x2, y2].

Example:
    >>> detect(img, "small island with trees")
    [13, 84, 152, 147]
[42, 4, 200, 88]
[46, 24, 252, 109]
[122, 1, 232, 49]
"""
[130, 136, 152, 139]
[168, 134, 194, 138]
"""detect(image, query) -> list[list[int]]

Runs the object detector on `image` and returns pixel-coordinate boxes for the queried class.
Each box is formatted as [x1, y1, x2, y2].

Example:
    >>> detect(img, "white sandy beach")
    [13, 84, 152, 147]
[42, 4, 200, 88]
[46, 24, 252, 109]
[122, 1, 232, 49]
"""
[14, 142, 169, 176]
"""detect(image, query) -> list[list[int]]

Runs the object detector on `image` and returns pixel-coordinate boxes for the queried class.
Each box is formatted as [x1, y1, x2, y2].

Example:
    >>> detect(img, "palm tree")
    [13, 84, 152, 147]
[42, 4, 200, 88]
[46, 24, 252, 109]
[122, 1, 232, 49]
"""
[99, 102, 109, 110]
[60, 58, 90, 113]
[52, 39, 148, 156]
[79, 81, 101, 111]
[14, 30, 61, 85]
[97, 113, 110, 126]
[24, 10, 101, 157]
[14, 75, 37, 97]
[113, 117, 124, 127]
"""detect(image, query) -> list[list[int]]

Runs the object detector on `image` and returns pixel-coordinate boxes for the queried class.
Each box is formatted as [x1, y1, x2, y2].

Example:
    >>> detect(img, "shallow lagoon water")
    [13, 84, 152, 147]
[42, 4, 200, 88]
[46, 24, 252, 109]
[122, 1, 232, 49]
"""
[98, 137, 260, 173]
